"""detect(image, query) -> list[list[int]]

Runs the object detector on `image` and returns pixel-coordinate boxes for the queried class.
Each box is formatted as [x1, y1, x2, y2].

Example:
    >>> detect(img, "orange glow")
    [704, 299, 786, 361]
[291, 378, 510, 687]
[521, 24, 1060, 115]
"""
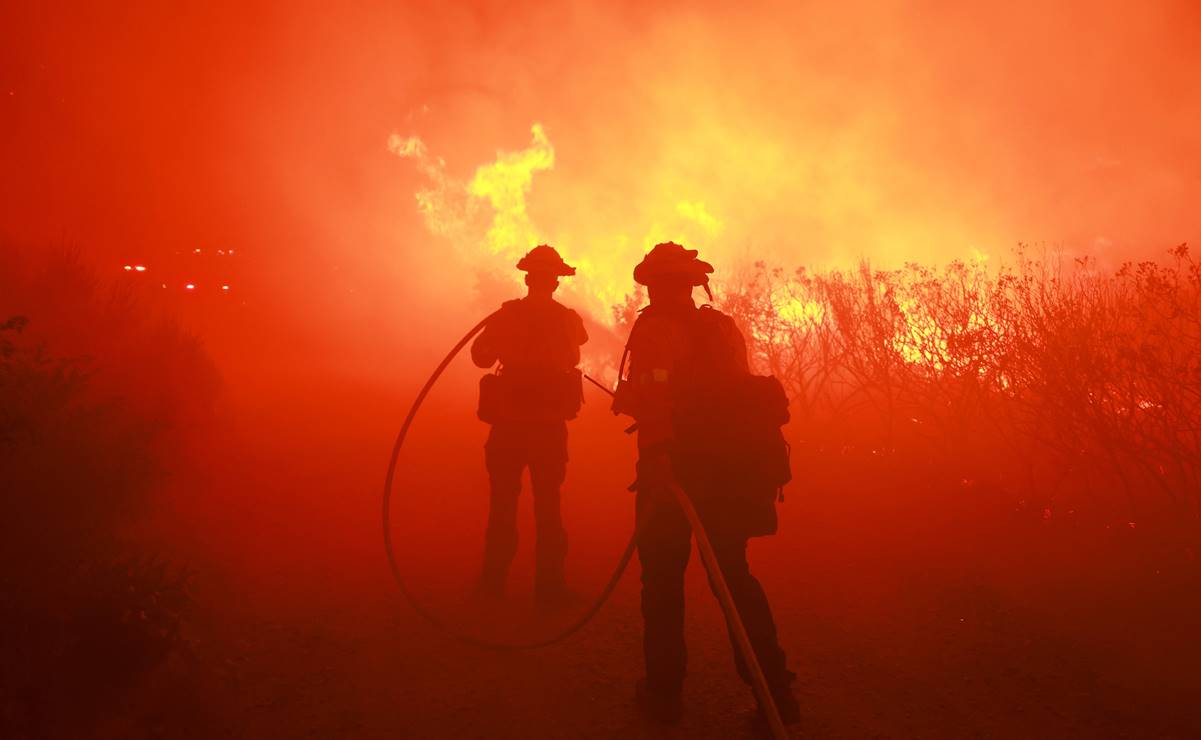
[387, 0, 1201, 333]
[3, 6, 1200, 737]
[3, 2, 1198, 348]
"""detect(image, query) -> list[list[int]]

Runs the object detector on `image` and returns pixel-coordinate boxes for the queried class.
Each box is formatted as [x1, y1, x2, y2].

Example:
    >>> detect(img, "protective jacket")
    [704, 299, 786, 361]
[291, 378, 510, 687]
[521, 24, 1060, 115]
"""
[472, 296, 588, 423]
[617, 299, 789, 537]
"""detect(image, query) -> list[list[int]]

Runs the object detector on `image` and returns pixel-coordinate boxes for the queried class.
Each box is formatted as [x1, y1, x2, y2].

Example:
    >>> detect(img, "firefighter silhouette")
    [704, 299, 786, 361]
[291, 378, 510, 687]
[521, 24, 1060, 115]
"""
[612, 242, 799, 727]
[471, 245, 588, 605]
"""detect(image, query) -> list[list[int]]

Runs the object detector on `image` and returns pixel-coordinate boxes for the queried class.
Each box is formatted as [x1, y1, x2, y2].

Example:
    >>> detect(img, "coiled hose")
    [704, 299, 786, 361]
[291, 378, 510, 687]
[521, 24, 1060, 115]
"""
[382, 312, 637, 650]
[382, 314, 786, 737]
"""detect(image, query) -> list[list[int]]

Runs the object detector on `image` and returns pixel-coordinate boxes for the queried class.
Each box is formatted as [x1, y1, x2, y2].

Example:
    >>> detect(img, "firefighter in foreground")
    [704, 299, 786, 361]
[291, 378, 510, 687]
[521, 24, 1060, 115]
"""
[470, 245, 588, 606]
[613, 242, 799, 728]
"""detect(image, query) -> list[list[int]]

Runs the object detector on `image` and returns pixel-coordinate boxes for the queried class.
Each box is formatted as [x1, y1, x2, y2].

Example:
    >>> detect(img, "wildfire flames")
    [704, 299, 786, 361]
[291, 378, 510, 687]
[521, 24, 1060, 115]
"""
[389, 123, 997, 371]
[389, 123, 729, 325]
[5, 3, 1201, 737]
[388, 119, 1201, 527]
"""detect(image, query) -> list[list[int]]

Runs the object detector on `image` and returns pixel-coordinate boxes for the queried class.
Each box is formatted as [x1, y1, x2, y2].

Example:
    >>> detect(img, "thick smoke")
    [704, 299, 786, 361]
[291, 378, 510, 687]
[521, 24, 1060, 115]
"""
[4, 0, 1199, 362]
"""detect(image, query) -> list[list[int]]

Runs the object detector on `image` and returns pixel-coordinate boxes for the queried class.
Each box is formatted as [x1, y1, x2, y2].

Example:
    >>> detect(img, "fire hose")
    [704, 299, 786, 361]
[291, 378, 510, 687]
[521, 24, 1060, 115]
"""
[382, 314, 787, 738]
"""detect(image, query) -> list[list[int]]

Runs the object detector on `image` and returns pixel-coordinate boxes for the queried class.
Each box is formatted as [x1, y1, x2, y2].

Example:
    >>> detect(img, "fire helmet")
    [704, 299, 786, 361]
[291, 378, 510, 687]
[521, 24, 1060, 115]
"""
[516, 245, 576, 276]
[633, 242, 714, 288]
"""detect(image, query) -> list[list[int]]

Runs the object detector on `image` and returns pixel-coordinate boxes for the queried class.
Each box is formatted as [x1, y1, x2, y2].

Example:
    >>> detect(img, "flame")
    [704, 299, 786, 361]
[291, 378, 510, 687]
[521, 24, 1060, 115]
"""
[467, 124, 555, 254]
[892, 296, 947, 368]
[390, 123, 998, 353]
[672, 201, 723, 238]
[777, 297, 824, 326]
[387, 133, 475, 245]
[388, 125, 557, 263]
[749, 258, 1017, 373]
[391, 124, 733, 325]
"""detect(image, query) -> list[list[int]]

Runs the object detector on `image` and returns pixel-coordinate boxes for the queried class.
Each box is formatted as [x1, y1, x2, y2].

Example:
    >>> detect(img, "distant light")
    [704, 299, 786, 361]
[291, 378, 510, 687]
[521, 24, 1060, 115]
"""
[134, 265, 146, 272]
[221, 285, 230, 291]
[161, 283, 167, 289]
[194, 248, 201, 254]
[123, 265, 132, 271]
[185, 283, 195, 290]
[228, 249, 235, 254]
[217, 249, 225, 255]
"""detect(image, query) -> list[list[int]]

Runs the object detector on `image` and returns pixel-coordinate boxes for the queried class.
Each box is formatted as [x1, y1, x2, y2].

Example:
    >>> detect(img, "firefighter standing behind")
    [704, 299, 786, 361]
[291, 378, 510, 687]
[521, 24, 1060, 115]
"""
[470, 245, 588, 606]
[613, 242, 799, 729]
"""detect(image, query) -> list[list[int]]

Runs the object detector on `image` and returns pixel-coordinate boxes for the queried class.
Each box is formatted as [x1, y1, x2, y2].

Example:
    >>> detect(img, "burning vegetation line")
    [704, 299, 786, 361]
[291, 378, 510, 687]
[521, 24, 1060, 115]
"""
[716, 246, 1201, 533]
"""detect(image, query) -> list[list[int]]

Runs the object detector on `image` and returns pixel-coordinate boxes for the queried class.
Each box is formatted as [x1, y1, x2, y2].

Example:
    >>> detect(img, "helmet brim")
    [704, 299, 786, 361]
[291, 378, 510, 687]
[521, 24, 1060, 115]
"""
[633, 259, 714, 286]
[518, 262, 576, 276]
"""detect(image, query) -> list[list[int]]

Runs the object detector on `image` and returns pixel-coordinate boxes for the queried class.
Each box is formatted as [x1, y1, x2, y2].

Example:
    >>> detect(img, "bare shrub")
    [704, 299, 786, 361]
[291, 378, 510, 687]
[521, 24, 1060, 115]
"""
[717, 246, 1201, 546]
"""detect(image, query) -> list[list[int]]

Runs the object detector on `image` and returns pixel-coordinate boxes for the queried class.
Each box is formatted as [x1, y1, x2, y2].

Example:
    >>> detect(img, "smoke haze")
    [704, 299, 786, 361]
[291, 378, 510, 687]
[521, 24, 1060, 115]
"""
[5, 4, 1201, 737]
[4, 1, 1200, 363]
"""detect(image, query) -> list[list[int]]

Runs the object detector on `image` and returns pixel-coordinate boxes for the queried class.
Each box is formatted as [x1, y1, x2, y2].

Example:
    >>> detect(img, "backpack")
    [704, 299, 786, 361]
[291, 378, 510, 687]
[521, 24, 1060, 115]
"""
[663, 306, 793, 536]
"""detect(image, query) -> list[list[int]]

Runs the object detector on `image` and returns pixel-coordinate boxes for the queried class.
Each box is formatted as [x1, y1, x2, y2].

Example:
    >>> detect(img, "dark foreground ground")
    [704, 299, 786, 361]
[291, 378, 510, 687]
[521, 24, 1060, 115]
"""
[121, 364, 1201, 740]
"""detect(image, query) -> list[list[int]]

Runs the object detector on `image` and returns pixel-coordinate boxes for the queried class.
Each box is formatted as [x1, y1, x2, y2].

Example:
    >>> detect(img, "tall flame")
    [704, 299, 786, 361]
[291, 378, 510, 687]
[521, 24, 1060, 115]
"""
[390, 124, 738, 326]
[467, 124, 555, 256]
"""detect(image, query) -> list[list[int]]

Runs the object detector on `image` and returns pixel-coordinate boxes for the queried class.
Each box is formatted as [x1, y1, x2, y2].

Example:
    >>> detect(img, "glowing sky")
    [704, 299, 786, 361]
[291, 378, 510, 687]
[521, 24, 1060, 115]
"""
[4, 1, 1200, 345]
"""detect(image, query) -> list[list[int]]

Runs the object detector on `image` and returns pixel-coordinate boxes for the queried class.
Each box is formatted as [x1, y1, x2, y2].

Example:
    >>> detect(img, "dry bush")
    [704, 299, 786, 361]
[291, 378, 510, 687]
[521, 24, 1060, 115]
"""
[717, 246, 1201, 548]
[0, 246, 219, 737]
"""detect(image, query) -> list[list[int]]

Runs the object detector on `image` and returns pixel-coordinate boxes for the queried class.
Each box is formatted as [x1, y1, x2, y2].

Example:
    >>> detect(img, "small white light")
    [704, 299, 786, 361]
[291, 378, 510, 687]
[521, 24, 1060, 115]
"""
[221, 285, 230, 291]
[185, 283, 195, 290]
[134, 265, 146, 272]
[194, 248, 201, 254]
[123, 265, 132, 271]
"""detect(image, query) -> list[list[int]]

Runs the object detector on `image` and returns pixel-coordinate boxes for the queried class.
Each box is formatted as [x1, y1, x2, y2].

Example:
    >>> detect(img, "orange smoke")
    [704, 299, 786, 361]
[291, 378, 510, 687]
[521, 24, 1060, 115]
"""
[3, 1, 1200, 366]
[381, 0, 1200, 342]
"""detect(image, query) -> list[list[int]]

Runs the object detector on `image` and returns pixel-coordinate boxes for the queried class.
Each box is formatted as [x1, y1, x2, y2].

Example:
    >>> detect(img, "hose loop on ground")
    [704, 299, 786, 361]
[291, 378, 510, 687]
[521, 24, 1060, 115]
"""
[382, 312, 636, 651]
[382, 315, 786, 738]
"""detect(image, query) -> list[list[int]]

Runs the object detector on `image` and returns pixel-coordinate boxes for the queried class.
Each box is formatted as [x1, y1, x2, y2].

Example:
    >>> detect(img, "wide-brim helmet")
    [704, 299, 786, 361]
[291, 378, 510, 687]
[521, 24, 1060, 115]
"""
[633, 241, 714, 287]
[517, 244, 576, 276]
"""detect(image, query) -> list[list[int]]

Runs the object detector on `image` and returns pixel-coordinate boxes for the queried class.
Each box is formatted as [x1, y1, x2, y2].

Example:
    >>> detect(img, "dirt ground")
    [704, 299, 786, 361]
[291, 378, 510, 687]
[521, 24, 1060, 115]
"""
[134, 364, 1201, 740]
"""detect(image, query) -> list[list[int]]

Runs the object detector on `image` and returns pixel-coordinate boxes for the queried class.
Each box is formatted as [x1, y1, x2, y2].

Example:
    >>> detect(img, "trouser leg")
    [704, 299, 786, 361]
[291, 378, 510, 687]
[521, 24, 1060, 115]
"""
[706, 536, 792, 693]
[529, 455, 567, 594]
[481, 433, 523, 589]
[636, 491, 692, 696]
[530, 423, 568, 595]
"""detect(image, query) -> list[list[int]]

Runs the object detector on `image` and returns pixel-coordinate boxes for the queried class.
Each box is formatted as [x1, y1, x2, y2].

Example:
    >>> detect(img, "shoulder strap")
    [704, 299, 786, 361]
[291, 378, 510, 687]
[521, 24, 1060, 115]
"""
[618, 314, 645, 382]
